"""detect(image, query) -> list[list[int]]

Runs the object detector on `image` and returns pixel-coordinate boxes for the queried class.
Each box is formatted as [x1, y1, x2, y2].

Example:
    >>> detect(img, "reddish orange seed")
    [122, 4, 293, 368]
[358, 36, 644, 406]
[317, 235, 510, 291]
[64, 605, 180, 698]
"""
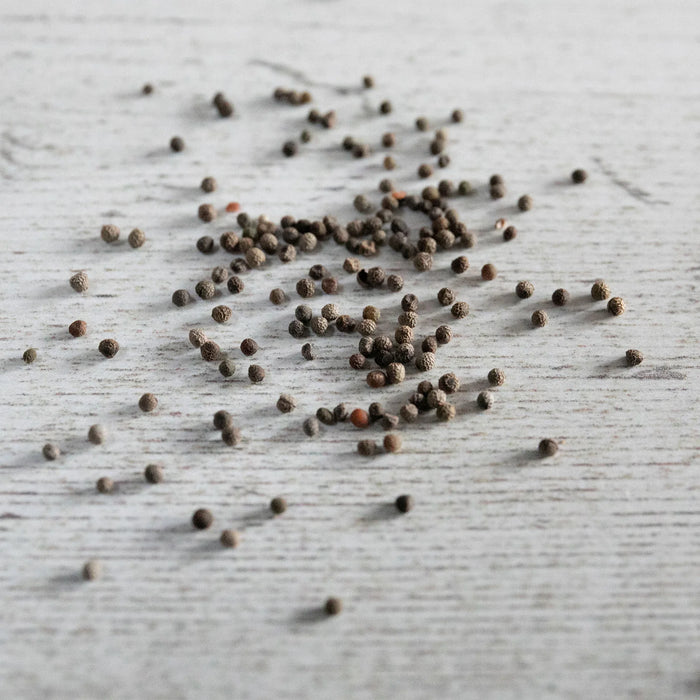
[392, 190, 407, 200]
[226, 201, 240, 213]
[349, 408, 370, 429]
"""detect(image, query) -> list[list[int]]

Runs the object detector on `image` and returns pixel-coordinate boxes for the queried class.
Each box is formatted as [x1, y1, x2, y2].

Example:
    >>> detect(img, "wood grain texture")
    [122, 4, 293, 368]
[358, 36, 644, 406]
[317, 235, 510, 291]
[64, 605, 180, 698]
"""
[0, 1, 698, 698]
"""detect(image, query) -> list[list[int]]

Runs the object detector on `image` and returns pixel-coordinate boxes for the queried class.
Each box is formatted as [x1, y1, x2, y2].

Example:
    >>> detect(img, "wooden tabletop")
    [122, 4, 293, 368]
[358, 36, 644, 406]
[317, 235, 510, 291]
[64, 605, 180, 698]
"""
[1, 1, 698, 698]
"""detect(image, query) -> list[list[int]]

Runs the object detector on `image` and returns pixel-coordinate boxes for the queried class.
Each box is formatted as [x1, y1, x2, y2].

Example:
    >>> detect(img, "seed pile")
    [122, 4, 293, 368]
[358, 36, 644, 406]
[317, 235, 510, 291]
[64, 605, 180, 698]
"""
[24, 73, 642, 616]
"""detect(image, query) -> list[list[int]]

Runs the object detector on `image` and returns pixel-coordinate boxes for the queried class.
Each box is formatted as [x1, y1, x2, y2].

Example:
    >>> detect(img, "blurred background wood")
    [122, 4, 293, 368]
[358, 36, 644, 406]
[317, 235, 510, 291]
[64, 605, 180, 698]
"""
[0, 1, 698, 698]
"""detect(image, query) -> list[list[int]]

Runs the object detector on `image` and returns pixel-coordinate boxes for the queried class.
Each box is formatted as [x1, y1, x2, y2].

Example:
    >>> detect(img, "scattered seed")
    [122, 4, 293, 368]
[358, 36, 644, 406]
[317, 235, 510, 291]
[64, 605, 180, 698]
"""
[458, 180, 473, 196]
[98, 339, 119, 358]
[69, 271, 89, 293]
[515, 281, 535, 299]
[395, 495, 413, 513]
[43, 443, 60, 460]
[211, 266, 228, 284]
[192, 508, 213, 529]
[357, 439, 376, 456]
[503, 225, 517, 242]
[170, 137, 185, 152]
[477, 391, 494, 410]
[400, 403, 419, 423]
[487, 368, 506, 386]
[300, 129, 311, 143]
[417, 163, 433, 178]
[626, 349, 644, 366]
[87, 424, 106, 445]
[438, 372, 460, 394]
[219, 359, 236, 377]
[270, 497, 287, 515]
[531, 310, 549, 327]
[22, 348, 37, 364]
[572, 169, 588, 184]
[222, 425, 241, 446]
[481, 263, 497, 281]
[240, 338, 258, 356]
[591, 280, 611, 301]
[451, 256, 469, 274]
[269, 288, 286, 306]
[422, 336, 438, 353]
[142, 83, 153, 95]
[517, 195, 533, 211]
[363, 75, 375, 88]
[379, 100, 392, 114]
[436, 403, 456, 422]
[96, 476, 114, 494]
[607, 297, 626, 316]
[69, 320, 87, 337]
[82, 560, 102, 581]
[552, 288, 570, 306]
[189, 328, 207, 348]
[451, 109, 464, 123]
[128, 228, 146, 248]
[195, 279, 216, 299]
[282, 141, 298, 157]
[538, 439, 558, 457]
[212, 305, 232, 323]
[383, 155, 396, 170]
[201, 340, 221, 361]
[200, 177, 217, 193]
[248, 365, 265, 383]
[100, 224, 120, 243]
[350, 408, 370, 429]
[490, 183, 506, 199]
[220, 530, 240, 548]
[451, 301, 469, 319]
[213, 410, 233, 430]
[277, 394, 297, 413]
[144, 464, 164, 483]
[138, 393, 158, 413]
[427, 389, 447, 408]
[415, 352, 436, 372]
[301, 343, 317, 361]
[416, 116, 429, 131]
[435, 325, 453, 345]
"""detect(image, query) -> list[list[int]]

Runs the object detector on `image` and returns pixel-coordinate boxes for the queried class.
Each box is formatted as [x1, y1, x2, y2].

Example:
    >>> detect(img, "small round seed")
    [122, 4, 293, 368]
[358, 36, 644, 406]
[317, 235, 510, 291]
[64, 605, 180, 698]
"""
[213, 410, 233, 430]
[69, 271, 89, 293]
[451, 109, 464, 123]
[212, 305, 232, 323]
[144, 464, 164, 483]
[301, 343, 317, 361]
[415, 352, 436, 372]
[395, 495, 413, 513]
[400, 403, 419, 423]
[383, 434, 402, 453]
[607, 297, 626, 316]
[477, 391, 494, 410]
[192, 508, 213, 529]
[200, 340, 221, 361]
[379, 100, 392, 114]
[172, 289, 192, 307]
[416, 116, 429, 131]
[128, 228, 146, 248]
[437, 287, 455, 306]
[219, 359, 236, 377]
[240, 338, 258, 356]
[98, 339, 119, 358]
[538, 439, 558, 457]
[138, 393, 158, 413]
[626, 349, 644, 366]
[42, 443, 60, 460]
[222, 426, 241, 446]
[198, 204, 217, 223]
[195, 280, 216, 300]
[422, 336, 438, 354]
[189, 328, 207, 348]
[435, 325, 453, 345]
[211, 266, 228, 284]
[96, 476, 114, 494]
[417, 163, 433, 178]
[350, 408, 370, 429]
[277, 394, 297, 413]
[311, 317, 329, 335]
[503, 225, 517, 241]
[572, 169, 588, 184]
[386, 362, 406, 385]
[325, 597, 342, 615]
[451, 301, 469, 319]
[367, 370, 387, 388]
[481, 263, 497, 281]
[227, 276, 245, 294]
[82, 560, 102, 581]
[451, 256, 469, 274]
[87, 424, 106, 445]
[552, 288, 570, 306]
[296, 279, 316, 298]
[517, 195, 533, 211]
[436, 403, 456, 422]
[531, 310, 549, 327]
[270, 497, 287, 515]
[515, 281, 535, 299]
[383, 155, 396, 170]
[245, 247, 266, 268]
[349, 353, 366, 370]
[458, 180, 473, 196]
[487, 368, 506, 386]
[427, 389, 447, 408]
[220, 529, 240, 548]
[22, 348, 37, 364]
[357, 439, 376, 456]
[438, 372, 460, 394]
[591, 280, 611, 301]
[201, 176, 217, 193]
[100, 224, 120, 243]
[269, 288, 286, 305]
[414, 252, 433, 271]
[69, 320, 87, 337]
[248, 365, 265, 383]
[282, 141, 298, 157]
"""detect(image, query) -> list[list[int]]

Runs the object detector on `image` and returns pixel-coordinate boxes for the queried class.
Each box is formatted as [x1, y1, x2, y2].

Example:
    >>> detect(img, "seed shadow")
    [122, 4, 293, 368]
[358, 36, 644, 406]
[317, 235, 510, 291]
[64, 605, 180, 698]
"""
[39, 284, 82, 300]
[291, 606, 327, 625]
[47, 571, 83, 588]
[358, 502, 401, 523]
[239, 506, 274, 529]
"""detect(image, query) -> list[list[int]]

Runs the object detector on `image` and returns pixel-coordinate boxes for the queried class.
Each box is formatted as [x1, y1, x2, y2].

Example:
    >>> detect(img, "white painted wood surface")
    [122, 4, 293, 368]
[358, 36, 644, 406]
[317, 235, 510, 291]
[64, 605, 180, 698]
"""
[1, 1, 698, 698]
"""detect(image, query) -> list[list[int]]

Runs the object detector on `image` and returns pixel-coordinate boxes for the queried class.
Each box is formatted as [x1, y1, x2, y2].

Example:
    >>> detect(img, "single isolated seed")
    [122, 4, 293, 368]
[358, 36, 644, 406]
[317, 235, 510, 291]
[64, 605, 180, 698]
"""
[69, 320, 87, 337]
[98, 339, 119, 358]
[538, 439, 558, 457]
[198, 204, 217, 223]
[395, 495, 413, 513]
[277, 394, 297, 413]
[363, 75, 375, 88]
[552, 288, 570, 306]
[451, 108, 464, 123]
[481, 264, 497, 281]
[220, 530, 240, 548]
[22, 348, 37, 364]
[515, 281, 535, 299]
[248, 365, 265, 383]
[572, 169, 588, 184]
[240, 338, 259, 356]
[517, 195, 533, 211]
[437, 287, 455, 306]
[43, 443, 60, 461]
[212, 305, 232, 323]
[626, 349, 644, 366]
[451, 256, 469, 274]
[416, 116, 429, 131]
[531, 310, 549, 328]
[219, 359, 236, 377]
[477, 391, 494, 410]
[435, 325, 453, 345]
[227, 276, 244, 294]
[96, 476, 114, 494]
[591, 280, 611, 301]
[144, 464, 164, 484]
[357, 439, 376, 456]
[296, 279, 316, 298]
[82, 560, 102, 581]
[269, 288, 286, 305]
[607, 297, 626, 316]
[192, 508, 213, 530]
[196, 236, 216, 254]
[458, 180, 473, 196]
[172, 289, 191, 307]
[87, 424, 106, 445]
[301, 343, 317, 361]
[128, 228, 146, 248]
[490, 183, 506, 199]
[142, 83, 153, 95]
[270, 496, 287, 515]
[138, 393, 158, 413]
[379, 100, 392, 114]
[282, 141, 298, 157]
[100, 224, 120, 243]
[69, 271, 89, 293]
[487, 368, 506, 386]
[170, 136, 185, 152]
[200, 176, 217, 193]
[211, 266, 228, 284]
[417, 163, 433, 179]
[367, 370, 387, 388]
[325, 597, 343, 615]
[382, 132, 396, 147]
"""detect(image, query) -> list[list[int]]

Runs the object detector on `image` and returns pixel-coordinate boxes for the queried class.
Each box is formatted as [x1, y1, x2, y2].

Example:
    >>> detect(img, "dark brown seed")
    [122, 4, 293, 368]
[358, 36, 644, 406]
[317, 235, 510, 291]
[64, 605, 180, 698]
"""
[221, 426, 241, 446]
[607, 297, 626, 316]
[200, 340, 221, 362]
[282, 141, 298, 157]
[538, 439, 558, 457]
[413, 252, 433, 271]
[477, 391, 494, 410]
[382, 132, 396, 147]
[363, 75, 375, 88]
[436, 403, 456, 422]
[69, 271, 89, 293]
[219, 359, 236, 377]
[458, 180, 473, 196]
[301, 343, 317, 361]
[213, 410, 233, 430]
[489, 174, 504, 186]
[487, 368, 506, 386]
[451, 109, 464, 123]
[144, 464, 164, 484]
[415, 352, 436, 372]
[277, 394, 297, 413]
[417, 163, 433, 179]
[43, 443, 60, 460]
[228, 276, 244, 294]
[531, 310, 549, 327]
[367, 370, 387, 388]
[316, 407, 336, 426]
[435, 325, 453, 345]
[142, 83, 153, 95]
[422, 336, 438, 353]
[296, 279, 315, 298]
[270, 497, 287, 515]
[515, 281, 535, 299]
[200, 176, 217, 193]
[212, 305, 232, 323]
[138, 393, 158, 412]
[245, 247, 266, 268]
[503, 225, 517, 242]
[552, 288, 570, 306]
[248, 365, 265, 383]
[437, 154, 450, 168]
[395, 495, 413, 513]
[220, 231, 239, 253]
[220, 530, 240, 548]
[96, 476, 114, 494]
[69, 320, 87, 337]
[401, 294, 419, 312]
[296, 305, 313, 324]
[100, 224, 120, 243]
[98, 339, 119, 358]
[357, 439, 376, 456]
[438, 372, 460, 394]
[451, 302, 469, 319]
[349, 353, 366, 370]
[626, 349, 644, 366]
[211, 266, 228, 285]
[591, 280, 611, 301]
[192, 508, 213, 529]
[269, 288, 286, 305]
[481, 264, 497, 281]
[451, 256, 469, 274]
[572, 169, 588, 184]
[353, 143, 371, 158]
[170, 137, 184, 152]
[379, 100, 392, 114]
[400, 403, 419, 423]
[216, 99, 233, 117]
[436, 287, 455, 307]
[517, 195, 533, 211]
[416, 116, 429, 131]
[490, 183, 506, 199]
[300, 129, 311, 143]
[196, 236, 216, 255]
